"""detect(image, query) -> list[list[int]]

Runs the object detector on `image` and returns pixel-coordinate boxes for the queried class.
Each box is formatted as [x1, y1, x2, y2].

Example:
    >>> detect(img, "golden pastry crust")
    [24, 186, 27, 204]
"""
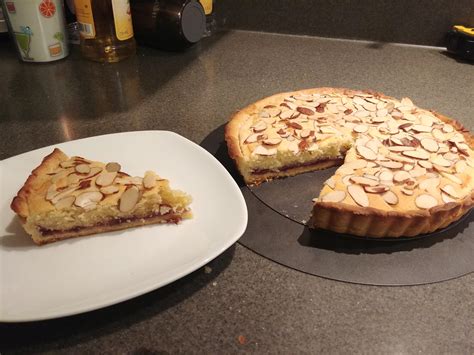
[226, 87, 474, 238]
[11, 148, 192, 245]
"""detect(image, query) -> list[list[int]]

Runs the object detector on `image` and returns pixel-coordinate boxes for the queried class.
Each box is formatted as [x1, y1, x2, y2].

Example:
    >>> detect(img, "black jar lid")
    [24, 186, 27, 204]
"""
[131, 0, 206, 51]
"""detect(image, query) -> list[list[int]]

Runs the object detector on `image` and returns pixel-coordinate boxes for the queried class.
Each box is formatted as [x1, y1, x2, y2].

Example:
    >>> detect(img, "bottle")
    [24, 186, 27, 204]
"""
[130, 0, 205, 51]
[73, 0, 136, 62]
[199, 0, 215, 37]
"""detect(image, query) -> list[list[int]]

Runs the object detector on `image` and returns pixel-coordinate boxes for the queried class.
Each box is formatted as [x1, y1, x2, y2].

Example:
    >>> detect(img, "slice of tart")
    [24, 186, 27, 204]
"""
[225, 87, 474, 237]
[11, 148, 192, 245]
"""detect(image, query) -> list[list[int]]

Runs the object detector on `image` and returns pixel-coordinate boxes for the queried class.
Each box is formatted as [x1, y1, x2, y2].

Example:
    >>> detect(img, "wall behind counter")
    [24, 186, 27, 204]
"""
[216, 0, 474, 46]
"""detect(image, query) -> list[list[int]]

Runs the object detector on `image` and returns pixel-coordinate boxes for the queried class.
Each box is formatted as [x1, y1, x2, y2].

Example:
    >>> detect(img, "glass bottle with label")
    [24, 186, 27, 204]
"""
[73, 0, 136, 62]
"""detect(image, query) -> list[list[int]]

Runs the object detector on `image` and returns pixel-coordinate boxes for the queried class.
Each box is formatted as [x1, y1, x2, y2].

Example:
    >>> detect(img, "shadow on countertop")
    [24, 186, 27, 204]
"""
[0, 244, 236, 353]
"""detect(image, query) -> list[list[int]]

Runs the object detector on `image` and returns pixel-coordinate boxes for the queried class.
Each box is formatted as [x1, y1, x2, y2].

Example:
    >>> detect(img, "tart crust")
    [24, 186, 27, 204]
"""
[226, 87, 474, 238]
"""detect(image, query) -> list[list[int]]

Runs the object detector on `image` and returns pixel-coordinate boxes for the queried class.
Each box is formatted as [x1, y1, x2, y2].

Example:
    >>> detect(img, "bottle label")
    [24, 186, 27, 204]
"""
[74, 0, 96, 38]
[199, 0, 213, 15]
[111, 0, 134, 41]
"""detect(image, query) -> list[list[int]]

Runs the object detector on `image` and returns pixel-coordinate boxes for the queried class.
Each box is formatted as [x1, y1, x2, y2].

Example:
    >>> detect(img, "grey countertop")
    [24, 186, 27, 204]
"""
[1, 30, 474, 353]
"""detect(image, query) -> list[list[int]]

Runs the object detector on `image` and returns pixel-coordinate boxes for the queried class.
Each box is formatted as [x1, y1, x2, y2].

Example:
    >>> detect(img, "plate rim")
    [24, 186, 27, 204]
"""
[0, 130, 248, 322]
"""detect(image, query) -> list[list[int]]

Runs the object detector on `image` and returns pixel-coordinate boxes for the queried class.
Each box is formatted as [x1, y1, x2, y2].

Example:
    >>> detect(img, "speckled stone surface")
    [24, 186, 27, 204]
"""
[217, 0, 474, 46]
[1, 31, 474, 353]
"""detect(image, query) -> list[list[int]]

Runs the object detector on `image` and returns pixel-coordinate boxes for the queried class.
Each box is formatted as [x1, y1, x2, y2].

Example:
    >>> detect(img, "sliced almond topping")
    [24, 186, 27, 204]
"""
[402, 149, 430, 160]
[356, 145, 377, 160]
[431, 129, 446, 141]
[96, 172, 117, 187]
[244, 133, 260, 144]
[419, 177, 440, 190]
[393, 171, 411, 183]
[383, 190, 399, 205]
[252, 121, 267, 132]
[60, 160, 75, 168]
[387, 153, 415, 164]
[387, 146, 415, 152]
[353, 124, 369, 133]
[440, 172, 463, 185]
[50, 186, 79, 204]
[379, 170, 394, 182]
[105, 162, 121, 173]
[253, 145, 277, 156]
[364, 185, 389, 193]
[455, 160, 467, 174]
[415, 194, 438, 209]
[432, 155, 452, 167]
[441, 192, 456, 204]
[119, 185, 141, 212]
[403, 164, 414, 171]
[267, 107, 281, 117]
[418, 160, 433, 169]
[75, 164, 91, 174]
[100, 185, 120, 195]
[350, 176, 379, 186]
[344, 159, 369, 170]
[46, 184, 58, 201]
[440, 184, 460, 199]
[348, 184, 369, 207]
[54, 195, 76, 209]
[297, 106, 315, 116]
[143, 171, 157, 189]
[453, 142, 469, 156]
[365, 139, 380, 154]
[411, 124, 433, 133]
[321, 190, 346, 203]
[420, 138, 439, 153]
[362, 102, 377, 112]
[401, 97, 414, 106]
[342, 175, 354, 186]
[420, 115, 435, 127]
[442, 124, 454, 133]
[325, 176, 336, 189]
[409, 166, 427, 178]
[401, 188, 414, 196]
[74, 191, 103, 210]
[299, 130, 311, 139]
[443, 152, 458, 161]
[377, 160, 404, 169]
[67, 174, 80, 185]
[263, 138, 282, 145]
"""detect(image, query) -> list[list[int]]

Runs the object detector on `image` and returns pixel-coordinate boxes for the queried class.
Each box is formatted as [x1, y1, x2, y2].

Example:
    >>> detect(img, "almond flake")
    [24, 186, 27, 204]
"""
[377, 160, 404, 169]
[441, 192, 456, 204]
[100, 185, 120, 195]
[431, 129, 446, 141]
[350, 176, 379, 186]
[440, 172, 463, 185]
[362, 102, 377, 112]
[443, 152, 458, 161]
[253, 145, 277, 156]
[119, 185, 141, 212]
[420, 138, 439, 153]
[105, 162, 121, 173]
[46, 184, 58, 201]
[402, 149, 430, 160]
[379, 170, 394, 182]
[74, 191, 103, 210]
[393, 171, 411, 183]
[409, 166, 427, 178]
[415, 194, 438, 209]
[431, 155, 451, 167]
[401, 188, 414, 196]
[387, 146, 415, 152]
[442, 125, 454, 133]
[54, 195, 76, 209]
[143, 171, 157, 189]
[387, 153, 415, 164]
[365, 139, 380, 154]
[320, 190, 346, 203]
[245, 133, 261, 143]
[403, 164, 414, 171]
[420, 115, 435, 127]
[356, 145, 377, 160]
[440, 184, 460, 199]
[419, 177, 440, 190]
[267, 107, 281, 117]
[455, 160, 467, 174]
[252, 121, 267, 132]
[342, 175, 354, 186]
[297, 106, 315, 116]
[325, 176, 336, 189]
[263, 138, 282, 145]
[299, 130, 311, 139]
[418, 160, 433, 169]
[364, 185, 389, 193]
[348, 184, 369, 207]
[411, 124, 432, 133]
[382, 190, 399, 205]
[75, 164, 91, 174]
[96, 172, 117, 187]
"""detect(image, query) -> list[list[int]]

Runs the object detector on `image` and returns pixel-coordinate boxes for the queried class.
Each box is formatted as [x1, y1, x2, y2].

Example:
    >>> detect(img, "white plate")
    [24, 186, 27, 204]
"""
[0, 131, 247, 322]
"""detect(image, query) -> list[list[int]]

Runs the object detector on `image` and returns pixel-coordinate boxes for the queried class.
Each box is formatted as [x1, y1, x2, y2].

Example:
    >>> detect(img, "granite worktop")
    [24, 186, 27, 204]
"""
[1, 30, 474, 353]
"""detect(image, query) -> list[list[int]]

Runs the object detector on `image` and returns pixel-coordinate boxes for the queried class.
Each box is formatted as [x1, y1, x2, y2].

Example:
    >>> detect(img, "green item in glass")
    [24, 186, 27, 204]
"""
[15, 26, 34, 60]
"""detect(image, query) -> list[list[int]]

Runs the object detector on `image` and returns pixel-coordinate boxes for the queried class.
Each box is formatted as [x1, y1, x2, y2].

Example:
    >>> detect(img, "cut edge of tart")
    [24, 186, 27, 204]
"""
[225, 87, 474, 238]
[11, 148, 192, 245]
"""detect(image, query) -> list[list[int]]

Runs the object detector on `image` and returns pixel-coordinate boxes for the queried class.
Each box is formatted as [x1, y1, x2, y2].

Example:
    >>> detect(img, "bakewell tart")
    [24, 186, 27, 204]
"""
[225, 88, 474, 237]
[11, 148, 192, 245]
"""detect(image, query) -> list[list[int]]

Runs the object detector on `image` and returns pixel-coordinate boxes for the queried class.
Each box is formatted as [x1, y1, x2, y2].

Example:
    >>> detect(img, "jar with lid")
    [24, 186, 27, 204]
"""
[74, 0, 136, 62]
